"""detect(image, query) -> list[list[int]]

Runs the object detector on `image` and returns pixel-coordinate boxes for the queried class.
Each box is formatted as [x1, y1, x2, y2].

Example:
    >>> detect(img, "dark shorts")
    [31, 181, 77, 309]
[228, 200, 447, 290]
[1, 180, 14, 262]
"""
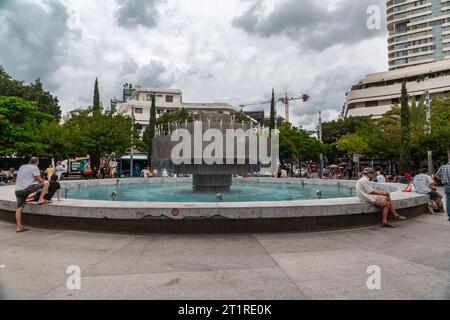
[428, 190, 440, 200]
[33, 191, 53, 202]
[15, 183, 44, 209]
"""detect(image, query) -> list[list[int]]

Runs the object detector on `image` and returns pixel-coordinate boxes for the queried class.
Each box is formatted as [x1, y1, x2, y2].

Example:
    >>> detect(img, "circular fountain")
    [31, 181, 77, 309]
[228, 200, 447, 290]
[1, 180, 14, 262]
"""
[0, 177, 429, 234]
[0, 113, 430, 234]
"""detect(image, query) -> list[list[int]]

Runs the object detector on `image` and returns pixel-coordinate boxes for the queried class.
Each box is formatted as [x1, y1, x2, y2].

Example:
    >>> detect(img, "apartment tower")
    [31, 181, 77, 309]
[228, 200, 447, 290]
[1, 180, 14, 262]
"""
[387, 0, 450, 70]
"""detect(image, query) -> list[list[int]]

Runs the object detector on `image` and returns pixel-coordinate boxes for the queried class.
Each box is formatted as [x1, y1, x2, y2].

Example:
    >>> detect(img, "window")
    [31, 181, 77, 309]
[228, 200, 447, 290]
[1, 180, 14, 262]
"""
[166, 95, 174, 103]
[135, 107, 143, 114]
[146, 94, 153, 101]
[157, 95, 163, 98]
[365, 101, 378, 108]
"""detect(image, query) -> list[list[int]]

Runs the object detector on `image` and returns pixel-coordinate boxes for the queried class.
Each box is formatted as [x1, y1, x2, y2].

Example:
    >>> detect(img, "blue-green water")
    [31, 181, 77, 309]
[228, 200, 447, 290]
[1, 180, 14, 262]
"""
[66, 182, 352, 203]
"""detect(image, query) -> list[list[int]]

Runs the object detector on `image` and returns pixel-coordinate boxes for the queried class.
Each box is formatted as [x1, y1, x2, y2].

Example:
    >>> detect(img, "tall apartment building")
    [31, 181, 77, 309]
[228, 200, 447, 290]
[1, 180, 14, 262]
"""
[342, 0, 450, 118]
[387, 0, 450, 70]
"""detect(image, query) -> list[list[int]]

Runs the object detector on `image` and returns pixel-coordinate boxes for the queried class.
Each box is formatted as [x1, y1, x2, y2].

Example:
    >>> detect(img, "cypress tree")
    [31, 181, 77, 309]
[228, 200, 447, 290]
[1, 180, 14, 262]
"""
[148, 94, 157, 167]
[93, 78, 101, 112]
[399, 82, 411, 173]
[269, 88, 276, 134]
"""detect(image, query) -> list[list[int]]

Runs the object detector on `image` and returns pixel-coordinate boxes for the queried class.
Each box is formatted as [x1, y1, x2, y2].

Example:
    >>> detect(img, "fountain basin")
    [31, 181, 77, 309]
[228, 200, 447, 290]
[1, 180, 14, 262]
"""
[0, 178, 429, 234]
[63, 178, 354, 202]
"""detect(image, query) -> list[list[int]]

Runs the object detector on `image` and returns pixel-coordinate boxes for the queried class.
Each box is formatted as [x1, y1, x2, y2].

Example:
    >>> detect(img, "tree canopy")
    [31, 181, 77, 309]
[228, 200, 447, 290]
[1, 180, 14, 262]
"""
[279, 124, 324, 165]
[0, 96, 54, 157]
[334, 93, 450, 170]
[0, 66, 61, 119]
[64, 108, 139, 169]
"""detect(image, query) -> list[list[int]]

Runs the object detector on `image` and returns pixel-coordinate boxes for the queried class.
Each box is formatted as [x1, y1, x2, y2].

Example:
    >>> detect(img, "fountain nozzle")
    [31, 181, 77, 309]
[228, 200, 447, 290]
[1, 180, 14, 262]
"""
[316, 190, 322, 200]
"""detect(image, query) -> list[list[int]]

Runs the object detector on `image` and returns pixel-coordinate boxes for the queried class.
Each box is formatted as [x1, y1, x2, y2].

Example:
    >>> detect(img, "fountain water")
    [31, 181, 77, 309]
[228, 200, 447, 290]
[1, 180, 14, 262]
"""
[152, 112, 270, 192]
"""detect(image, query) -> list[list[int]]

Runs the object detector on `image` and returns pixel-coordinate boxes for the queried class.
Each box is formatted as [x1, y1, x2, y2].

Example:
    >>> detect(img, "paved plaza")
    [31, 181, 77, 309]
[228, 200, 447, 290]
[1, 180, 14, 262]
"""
[0, 212, 448, 300]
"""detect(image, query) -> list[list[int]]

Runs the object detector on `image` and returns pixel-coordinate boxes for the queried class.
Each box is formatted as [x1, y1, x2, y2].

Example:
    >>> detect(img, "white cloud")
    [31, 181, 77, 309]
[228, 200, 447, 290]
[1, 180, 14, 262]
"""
[0, 0, 389, 129]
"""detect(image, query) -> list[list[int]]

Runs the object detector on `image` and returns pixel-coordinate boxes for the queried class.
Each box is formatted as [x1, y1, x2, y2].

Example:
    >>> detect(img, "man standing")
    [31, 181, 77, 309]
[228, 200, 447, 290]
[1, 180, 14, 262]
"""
[356, 168, 406, 228]
[55, 162, 65, 180]
[14, 157, 49, 233]
[436, 161, 450, 221]
[109, 158, 117, 178]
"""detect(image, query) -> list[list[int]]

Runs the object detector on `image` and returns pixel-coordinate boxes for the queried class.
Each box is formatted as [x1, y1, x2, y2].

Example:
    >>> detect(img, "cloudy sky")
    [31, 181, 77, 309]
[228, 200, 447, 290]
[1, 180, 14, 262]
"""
[0, 0, 388, 129]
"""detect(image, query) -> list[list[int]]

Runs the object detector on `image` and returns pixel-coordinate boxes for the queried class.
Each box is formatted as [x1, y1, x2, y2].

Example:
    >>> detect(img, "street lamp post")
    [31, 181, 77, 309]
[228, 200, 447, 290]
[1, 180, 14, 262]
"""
[130, 106, 135, 178]
[318, 111, 324, 179]
[425, 90, 433, 174]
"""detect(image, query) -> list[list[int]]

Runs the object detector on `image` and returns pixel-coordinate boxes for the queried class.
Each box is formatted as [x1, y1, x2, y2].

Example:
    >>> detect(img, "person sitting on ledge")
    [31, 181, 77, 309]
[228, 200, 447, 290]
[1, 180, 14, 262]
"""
[14, 157, 50, 233]
[356, 167, 406, 228]
[27, 174, 61, 204]
[413, 168, 443, 210]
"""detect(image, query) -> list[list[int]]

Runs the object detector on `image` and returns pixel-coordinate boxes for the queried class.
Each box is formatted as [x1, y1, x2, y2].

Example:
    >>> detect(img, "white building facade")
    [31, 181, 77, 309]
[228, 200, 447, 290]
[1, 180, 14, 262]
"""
[115, 87, 240, 134]
[343, 60, 450, 118]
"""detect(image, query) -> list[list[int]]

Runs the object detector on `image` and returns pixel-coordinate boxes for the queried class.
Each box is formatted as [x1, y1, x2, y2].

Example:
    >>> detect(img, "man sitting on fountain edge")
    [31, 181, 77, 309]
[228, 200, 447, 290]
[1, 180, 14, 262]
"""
[356, 167, 406, 228]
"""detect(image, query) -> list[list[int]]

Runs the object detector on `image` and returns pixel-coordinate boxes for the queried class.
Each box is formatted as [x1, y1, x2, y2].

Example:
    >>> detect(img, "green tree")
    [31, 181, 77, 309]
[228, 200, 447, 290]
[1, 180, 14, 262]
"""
[93, 78, 101, 113]
[37, 121, 76, 161]
[234, 111, 252, 123]
[321, 116, 373, 163]
[430, 95, 450, 162]
[399, 82, 411, 172]
[142, 107, 194, 157]
[279, 124, 323, 171]
[415, 94, 450, 163]
[409, 95, 426, 137]
[0, 96, 54, 157]
[336, 133, 369, 157]
[377, 93, 448, 168]
[0, 66, 61, 119]
[321, 116, 372, 145]
[65, 108, 138, 169]
[156, 108, 193, 134]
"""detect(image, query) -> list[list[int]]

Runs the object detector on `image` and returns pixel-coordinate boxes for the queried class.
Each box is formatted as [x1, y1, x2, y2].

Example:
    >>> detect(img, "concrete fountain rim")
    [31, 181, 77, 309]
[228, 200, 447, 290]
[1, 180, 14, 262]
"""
[0, 177, 427, 212]
[0, 177, 430, 233]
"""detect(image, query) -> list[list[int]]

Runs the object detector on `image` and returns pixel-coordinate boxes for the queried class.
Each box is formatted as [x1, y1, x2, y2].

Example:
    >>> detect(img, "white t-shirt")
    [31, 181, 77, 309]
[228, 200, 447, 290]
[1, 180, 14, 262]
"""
[413, 174, 433, 194]
[15, 164, 41, 192]
[55, 165, 64, 176]
[356, 175, 376, 204]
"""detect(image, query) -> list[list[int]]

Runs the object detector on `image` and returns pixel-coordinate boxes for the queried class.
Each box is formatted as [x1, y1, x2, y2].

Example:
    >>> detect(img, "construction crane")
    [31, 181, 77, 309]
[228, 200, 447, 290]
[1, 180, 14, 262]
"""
[240, 92, 310, 124]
